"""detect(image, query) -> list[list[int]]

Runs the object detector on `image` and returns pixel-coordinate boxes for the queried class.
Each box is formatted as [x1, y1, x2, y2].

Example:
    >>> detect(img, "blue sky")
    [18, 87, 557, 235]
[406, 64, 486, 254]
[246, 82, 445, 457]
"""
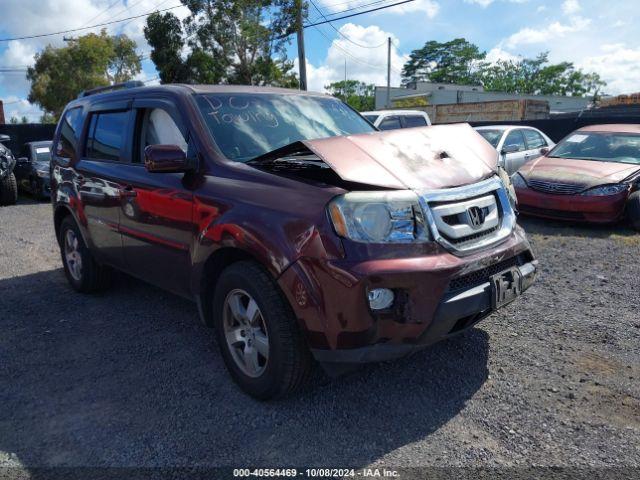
[1, 0, 639, 121]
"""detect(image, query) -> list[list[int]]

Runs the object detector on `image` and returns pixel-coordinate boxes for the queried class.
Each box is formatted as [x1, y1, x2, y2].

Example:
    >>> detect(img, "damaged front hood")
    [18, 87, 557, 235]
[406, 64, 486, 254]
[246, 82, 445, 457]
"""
[520, 156, 640, 187]
[251, 123, 497, 190]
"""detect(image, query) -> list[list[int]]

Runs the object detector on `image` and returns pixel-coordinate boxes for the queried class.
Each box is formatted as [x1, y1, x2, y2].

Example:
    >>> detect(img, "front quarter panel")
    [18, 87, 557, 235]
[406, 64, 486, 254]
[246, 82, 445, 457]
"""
[190, 168, 344, 295]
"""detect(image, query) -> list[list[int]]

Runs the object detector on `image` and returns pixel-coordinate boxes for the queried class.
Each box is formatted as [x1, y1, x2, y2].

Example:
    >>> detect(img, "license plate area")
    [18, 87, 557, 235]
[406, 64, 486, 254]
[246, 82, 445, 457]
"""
[491, 267, 522, 309]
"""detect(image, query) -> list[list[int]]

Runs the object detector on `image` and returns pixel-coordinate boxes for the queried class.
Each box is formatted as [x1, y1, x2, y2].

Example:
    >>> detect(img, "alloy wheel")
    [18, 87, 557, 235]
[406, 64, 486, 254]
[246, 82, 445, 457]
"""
[222, 289, 270, 378]
[64, 229, 83, 281]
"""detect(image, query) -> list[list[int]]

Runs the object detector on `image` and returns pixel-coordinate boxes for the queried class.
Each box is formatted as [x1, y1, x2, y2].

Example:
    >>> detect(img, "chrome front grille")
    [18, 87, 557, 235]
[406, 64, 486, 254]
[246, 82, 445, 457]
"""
[528, 179, 585, 195]
[417, 177, 516, 256]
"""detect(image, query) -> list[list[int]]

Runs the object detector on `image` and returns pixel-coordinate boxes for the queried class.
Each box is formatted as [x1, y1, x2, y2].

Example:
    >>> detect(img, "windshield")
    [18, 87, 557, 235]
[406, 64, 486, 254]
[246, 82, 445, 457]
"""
[476, 129, 503, 148]
[550, 131, 640, 165]
[195, 93, 376, 162]
[34, 146, 51, 163]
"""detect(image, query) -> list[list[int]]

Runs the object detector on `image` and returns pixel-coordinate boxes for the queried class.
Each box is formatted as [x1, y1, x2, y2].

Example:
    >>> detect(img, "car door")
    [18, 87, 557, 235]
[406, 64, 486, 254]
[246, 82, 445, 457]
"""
[74, 102, 133, 268]
[501, 129, 528, 175]
[522, 128, 550, 164]
[116, 97, 195, 296]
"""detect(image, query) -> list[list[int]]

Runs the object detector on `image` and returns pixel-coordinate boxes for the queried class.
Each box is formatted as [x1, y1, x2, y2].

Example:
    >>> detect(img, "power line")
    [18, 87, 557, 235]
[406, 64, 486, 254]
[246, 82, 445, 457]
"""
[309, 0, 394, 22]
[305, 0, 415, 28]
[0, 4, 184, 42]
[308, 0, 386, 49]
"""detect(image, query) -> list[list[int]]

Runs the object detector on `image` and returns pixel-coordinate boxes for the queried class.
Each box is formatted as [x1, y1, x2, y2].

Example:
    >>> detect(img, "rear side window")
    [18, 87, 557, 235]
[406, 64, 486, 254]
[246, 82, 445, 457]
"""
[56, 107, 84, 161]
[504, 129, 527, 152]
[378, 116, 401, 131]
[402, 115, 428, 128]
[86, 111, 129, 161]
[523, 129, 547, 149]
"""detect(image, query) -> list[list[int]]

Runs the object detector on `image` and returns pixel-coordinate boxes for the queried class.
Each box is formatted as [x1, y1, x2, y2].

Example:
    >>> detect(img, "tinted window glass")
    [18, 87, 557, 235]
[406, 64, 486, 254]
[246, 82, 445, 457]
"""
[363, 114, 379, 124]
[550, 132, 640, 165]
[56, 107, 84, 160]
[504, 130, 526, 152]
[402, 115, 428, 128]
[476, 129, 503, 148]
[137, 108, 187, 163]
[86, 111, 129, 161]
[378, 116, 402, 131]
[195, 94, 375, 162]
[523, 129, 547, 149]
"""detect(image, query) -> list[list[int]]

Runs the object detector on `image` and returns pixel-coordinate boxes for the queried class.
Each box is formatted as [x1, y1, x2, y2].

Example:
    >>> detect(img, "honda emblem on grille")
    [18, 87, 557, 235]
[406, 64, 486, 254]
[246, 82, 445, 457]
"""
[467, 206, 486, 229]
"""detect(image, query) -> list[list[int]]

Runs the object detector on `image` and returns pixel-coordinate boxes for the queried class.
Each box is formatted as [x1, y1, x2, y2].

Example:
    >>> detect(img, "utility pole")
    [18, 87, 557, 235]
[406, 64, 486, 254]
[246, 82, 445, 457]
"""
[296, 0, 307, 91]
[386, 36, 391, 108]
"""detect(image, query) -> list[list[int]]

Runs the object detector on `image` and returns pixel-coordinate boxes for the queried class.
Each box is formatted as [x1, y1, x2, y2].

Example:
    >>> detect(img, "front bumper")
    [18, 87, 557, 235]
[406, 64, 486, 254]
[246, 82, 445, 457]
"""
[311, 259, 537, 363]
[278, 227, 536, 364]
[516, 186, 628, 223]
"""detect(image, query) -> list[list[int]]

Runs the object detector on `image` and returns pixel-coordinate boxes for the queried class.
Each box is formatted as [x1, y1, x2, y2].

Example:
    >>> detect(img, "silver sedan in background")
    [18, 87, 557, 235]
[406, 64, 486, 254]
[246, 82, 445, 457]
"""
[475, 125, 555, 175]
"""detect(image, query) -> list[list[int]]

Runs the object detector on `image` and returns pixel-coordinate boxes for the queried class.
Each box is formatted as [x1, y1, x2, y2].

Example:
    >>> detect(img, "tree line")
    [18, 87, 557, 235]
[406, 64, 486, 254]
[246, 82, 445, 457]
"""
[23, 2, 606, 119]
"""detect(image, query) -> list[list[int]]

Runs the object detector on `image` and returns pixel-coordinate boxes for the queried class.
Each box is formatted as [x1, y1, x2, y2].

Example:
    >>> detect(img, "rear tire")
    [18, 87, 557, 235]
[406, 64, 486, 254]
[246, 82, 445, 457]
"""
[627, 191, 640, 231]
[59, 216, 111, 293]
[212, 261, 312, 400]
[0, 172, 18, 206]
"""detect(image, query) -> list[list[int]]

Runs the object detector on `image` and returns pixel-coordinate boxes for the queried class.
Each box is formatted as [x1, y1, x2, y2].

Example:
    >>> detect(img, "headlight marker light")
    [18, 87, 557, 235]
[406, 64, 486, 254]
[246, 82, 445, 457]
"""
[328, 191, 431, 243]
[580, 184, 629, 196]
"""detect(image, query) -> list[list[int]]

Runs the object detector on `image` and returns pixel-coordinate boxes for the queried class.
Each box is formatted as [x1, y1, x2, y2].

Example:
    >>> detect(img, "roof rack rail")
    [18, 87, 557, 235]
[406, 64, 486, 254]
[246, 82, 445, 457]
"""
[78, 80, 145, 98]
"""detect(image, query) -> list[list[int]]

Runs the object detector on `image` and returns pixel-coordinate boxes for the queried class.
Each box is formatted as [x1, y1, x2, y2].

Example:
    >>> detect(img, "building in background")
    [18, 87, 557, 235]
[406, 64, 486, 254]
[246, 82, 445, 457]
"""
[374, 81, 593, 123]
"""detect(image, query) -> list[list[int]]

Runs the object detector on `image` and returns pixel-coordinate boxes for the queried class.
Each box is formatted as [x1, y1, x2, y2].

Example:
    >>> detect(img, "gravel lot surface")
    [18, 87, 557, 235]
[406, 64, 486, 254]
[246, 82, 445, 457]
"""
[1, 196, 639, 474]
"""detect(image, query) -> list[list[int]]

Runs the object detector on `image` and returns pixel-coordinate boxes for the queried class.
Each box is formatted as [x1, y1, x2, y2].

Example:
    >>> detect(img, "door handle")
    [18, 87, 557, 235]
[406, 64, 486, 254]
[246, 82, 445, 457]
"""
[119, 185, 137, 198]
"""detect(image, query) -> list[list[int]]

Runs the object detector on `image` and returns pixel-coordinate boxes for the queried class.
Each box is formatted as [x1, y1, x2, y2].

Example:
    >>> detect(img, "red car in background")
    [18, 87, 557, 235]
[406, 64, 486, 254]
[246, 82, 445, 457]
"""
[513, 124, 640, 230]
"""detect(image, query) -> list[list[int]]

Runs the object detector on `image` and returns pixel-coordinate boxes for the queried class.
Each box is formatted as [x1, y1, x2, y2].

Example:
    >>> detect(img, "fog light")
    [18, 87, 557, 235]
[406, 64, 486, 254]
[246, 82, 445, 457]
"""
[367, 288, 394, 310]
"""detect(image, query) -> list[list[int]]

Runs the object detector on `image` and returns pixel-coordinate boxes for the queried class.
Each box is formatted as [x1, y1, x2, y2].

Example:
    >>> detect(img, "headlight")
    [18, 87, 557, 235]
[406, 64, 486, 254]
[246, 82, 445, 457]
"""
[497, 168, 518, 211]
[328, 190, 430, 243]
[581, 184, 629, 196]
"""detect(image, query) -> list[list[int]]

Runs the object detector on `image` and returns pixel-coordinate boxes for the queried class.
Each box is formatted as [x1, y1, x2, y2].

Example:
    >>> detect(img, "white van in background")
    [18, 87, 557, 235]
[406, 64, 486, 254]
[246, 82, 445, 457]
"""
[361, 110, 432, 130]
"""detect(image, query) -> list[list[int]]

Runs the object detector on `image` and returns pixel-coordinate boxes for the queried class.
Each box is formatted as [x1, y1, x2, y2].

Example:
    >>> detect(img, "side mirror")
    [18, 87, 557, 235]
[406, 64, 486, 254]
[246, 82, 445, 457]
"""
[144, 145, 190, 173]
[540, 147, 550, 156]
[501, 144, 520, 155]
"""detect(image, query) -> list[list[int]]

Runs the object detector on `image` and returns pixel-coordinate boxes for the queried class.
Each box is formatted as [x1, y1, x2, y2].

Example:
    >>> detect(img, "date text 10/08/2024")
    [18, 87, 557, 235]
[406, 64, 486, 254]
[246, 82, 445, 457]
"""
[233, 469, 400, 478]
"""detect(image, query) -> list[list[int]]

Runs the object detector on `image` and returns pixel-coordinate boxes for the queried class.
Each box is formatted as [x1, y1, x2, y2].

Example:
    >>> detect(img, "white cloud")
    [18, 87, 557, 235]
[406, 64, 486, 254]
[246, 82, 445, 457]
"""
[580, 44, 640, 95]
[505, 16, 591, 49]
[301, 23, 407, 92]
[317, 0, 439, 18]
[485, 47, 520, 63]
[2, 96, 43, 122]
[561, 0, 581, 15]
[463, 0, 528, 7]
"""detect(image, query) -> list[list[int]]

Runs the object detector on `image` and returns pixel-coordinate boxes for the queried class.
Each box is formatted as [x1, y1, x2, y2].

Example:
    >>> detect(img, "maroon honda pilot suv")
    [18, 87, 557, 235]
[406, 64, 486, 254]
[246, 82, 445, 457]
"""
[51, 82, 537, 399]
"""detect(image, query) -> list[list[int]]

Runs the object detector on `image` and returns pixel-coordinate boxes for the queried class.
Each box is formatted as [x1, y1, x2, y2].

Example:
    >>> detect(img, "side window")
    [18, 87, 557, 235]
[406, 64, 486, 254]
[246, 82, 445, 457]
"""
[522, 129, 547, 149]
[503, 130, 527, 152]
[402, 115, 428, 128]
[86, 111, 129, 162]
[378, 116, 402, 131]
[137, 108, 187, 163]
[56, 107, 84, 161]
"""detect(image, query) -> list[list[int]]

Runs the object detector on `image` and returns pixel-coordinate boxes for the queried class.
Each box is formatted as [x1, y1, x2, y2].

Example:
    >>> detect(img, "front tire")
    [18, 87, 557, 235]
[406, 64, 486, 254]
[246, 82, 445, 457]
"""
[0, 172, 18, 206]
[212, 261, 312, 400]
[627, 191, 640, 231]
[59, 216, 111, 293]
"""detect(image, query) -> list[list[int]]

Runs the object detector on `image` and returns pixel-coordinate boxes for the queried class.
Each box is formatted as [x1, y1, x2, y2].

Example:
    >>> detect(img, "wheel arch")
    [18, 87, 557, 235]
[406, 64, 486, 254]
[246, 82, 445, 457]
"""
[196, 246, 276, 327]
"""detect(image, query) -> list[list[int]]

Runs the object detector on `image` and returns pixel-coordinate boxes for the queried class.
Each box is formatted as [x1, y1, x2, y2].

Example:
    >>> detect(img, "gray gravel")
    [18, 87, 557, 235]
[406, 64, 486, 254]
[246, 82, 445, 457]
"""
[1, 196, 639, 472]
